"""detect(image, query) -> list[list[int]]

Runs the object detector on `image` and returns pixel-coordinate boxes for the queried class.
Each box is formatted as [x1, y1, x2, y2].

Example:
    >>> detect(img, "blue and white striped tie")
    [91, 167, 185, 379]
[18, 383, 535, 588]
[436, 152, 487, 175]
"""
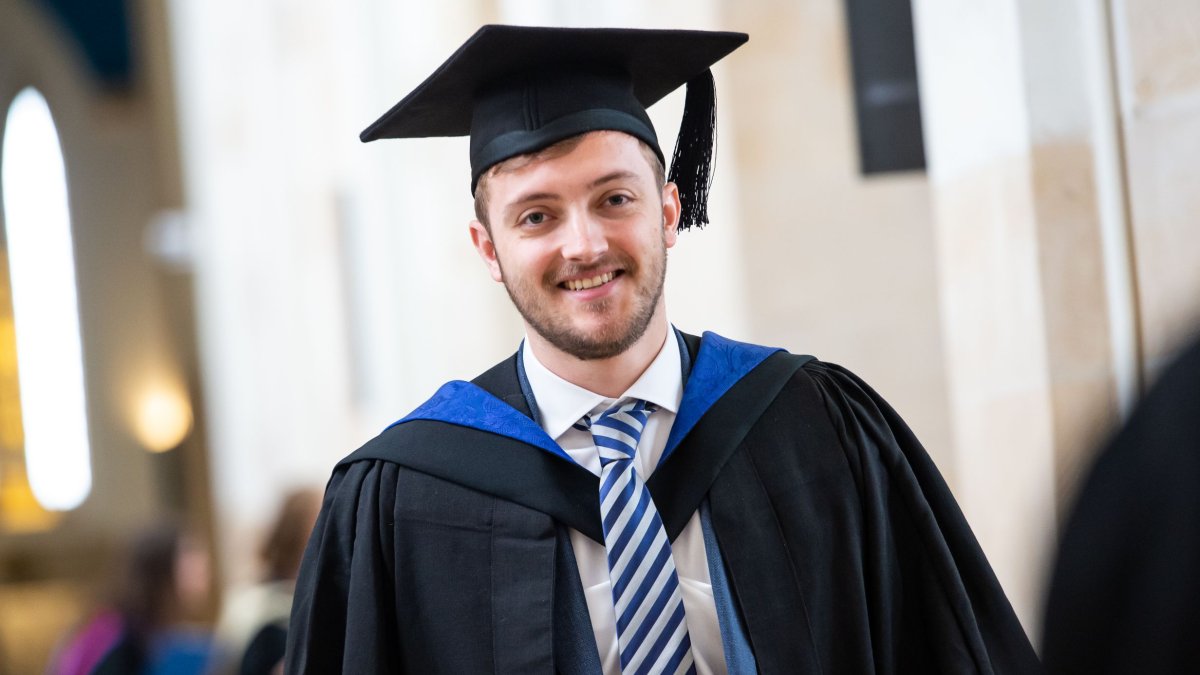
[580, 399, 696, 675]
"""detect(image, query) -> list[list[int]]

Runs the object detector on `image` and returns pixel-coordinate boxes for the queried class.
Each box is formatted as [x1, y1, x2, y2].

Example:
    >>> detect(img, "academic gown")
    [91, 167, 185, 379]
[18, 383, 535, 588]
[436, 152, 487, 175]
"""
[285, 332, 1039, 674]
[1042, 335, 1200, 674]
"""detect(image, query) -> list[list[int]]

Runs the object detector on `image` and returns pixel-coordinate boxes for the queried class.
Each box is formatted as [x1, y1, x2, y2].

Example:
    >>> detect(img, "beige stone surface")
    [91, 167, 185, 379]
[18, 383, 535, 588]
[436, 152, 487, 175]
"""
[930, 160, 1059, 581]
[1029, 140, 1121, 498]
[914, 0, 1063, 633]
[1049, 378, 1121, 503]
[950, 383, 1058, 628]
[1122, 87, 1200, 375]
[721, 0, 954, 470]
[912, 0, 1179, 633]
[1115, 0, 1200, 375]
[1117, 0, 1200, 107]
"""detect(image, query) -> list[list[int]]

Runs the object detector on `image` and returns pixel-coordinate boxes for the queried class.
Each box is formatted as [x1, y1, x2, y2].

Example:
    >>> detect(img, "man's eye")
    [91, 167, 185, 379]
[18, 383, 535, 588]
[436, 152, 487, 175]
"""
[522, 212, 546, 225]
[606, 194, 630, 207]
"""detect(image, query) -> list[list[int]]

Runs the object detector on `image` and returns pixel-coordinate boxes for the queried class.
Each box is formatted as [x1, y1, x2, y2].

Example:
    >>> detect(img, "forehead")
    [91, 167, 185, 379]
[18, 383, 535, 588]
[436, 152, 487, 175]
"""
[486, 131, 657, 195]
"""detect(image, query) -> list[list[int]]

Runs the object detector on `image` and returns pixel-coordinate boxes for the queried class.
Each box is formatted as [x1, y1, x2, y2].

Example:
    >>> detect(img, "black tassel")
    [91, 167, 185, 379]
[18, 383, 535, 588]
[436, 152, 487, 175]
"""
[667, 70, 717, 231]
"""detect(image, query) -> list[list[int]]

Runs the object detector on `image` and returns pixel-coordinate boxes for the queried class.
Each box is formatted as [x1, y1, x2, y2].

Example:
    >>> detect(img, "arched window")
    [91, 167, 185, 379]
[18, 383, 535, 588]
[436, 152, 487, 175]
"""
[1, 87, 91, 512]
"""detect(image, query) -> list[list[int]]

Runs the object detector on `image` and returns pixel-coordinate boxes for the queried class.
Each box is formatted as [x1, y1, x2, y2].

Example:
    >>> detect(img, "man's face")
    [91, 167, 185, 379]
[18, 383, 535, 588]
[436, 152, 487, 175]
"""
[470, 131, 680, 360]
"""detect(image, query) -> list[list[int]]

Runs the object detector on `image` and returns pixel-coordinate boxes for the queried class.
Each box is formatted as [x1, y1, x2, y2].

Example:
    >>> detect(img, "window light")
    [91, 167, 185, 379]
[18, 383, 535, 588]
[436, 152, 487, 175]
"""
[1, 88, 92, 511]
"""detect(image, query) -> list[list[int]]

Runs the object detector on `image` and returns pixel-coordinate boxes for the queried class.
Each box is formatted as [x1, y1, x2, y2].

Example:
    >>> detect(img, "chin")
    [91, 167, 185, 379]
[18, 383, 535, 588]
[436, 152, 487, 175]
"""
[556, 316, 657, 360]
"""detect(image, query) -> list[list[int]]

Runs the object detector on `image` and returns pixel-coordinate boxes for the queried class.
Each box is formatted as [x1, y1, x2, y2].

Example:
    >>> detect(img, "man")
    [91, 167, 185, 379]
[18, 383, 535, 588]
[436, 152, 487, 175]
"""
[286, 25, 1039, 674]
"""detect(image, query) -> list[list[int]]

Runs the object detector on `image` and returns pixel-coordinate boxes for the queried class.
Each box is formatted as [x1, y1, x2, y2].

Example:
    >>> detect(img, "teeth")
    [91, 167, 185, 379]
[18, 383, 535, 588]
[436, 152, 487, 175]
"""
[566, 271, 615, 291]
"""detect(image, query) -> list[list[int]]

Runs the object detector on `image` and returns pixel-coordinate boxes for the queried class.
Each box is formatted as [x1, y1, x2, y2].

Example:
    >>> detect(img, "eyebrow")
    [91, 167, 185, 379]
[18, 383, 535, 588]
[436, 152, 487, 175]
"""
[587, 170, 640, 189]
[503, 170, 642, 215]
[507, 191, 561, 208]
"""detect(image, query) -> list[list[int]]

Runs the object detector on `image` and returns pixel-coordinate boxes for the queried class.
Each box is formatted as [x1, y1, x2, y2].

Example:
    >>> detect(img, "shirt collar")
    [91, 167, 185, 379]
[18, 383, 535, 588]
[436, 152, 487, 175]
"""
[521, 330, 683, 440]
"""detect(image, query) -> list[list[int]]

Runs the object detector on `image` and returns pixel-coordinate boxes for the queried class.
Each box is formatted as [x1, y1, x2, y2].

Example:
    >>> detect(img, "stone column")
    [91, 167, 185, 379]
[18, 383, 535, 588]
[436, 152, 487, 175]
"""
[1110, 0, 1200, 375]
[913, 0, 1133, 633]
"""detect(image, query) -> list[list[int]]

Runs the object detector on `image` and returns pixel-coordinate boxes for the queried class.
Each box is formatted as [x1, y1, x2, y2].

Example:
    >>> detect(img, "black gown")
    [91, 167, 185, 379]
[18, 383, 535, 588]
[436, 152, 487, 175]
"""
[1042, 335, 1200, 674]
[285, 332, 1039, 674]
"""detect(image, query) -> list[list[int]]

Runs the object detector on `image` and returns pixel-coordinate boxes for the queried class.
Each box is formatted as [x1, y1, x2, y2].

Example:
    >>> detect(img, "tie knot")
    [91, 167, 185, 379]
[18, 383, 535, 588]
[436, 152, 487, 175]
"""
[582, 399, 656, 466]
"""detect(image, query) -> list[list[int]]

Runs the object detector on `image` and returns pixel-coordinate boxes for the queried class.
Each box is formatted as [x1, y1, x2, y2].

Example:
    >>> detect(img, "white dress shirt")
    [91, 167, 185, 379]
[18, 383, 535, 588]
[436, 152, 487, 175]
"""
[522, 334, 726, 674]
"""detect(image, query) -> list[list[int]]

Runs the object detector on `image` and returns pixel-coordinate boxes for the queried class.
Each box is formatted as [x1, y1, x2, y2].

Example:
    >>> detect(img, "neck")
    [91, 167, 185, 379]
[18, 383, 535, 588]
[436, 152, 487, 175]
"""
[527, 310, 670, 398]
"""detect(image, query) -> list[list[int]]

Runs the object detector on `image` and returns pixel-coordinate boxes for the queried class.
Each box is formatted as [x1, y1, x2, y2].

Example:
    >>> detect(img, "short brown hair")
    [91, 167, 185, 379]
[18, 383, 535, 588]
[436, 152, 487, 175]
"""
[473, 131, 665, 230]
[260, 487, 323, 581]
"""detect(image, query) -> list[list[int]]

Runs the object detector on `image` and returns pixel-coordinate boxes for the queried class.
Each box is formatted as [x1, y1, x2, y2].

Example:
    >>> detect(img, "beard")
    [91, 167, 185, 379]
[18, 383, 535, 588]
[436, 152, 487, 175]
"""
[499, 237, 667, 361]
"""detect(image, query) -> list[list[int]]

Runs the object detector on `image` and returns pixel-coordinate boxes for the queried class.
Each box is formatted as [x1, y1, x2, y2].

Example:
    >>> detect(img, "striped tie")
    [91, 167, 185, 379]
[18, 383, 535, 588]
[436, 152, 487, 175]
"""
[580, 399, 695, 675]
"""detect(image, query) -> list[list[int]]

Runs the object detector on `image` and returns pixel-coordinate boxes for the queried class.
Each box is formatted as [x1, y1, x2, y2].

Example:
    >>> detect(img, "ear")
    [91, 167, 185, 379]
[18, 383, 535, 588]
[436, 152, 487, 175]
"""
[469, 219, 504, 282]
[661, 182, 681, 249]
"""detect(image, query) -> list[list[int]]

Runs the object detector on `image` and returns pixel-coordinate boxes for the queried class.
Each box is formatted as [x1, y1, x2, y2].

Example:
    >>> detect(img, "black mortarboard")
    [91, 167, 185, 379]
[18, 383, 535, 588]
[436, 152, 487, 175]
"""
[360, 25, 748, 230]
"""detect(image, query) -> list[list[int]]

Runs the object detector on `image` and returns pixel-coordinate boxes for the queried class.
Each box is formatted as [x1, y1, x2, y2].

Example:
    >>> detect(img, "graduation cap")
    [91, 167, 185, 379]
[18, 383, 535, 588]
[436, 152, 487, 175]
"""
[360, 25, 748, 230]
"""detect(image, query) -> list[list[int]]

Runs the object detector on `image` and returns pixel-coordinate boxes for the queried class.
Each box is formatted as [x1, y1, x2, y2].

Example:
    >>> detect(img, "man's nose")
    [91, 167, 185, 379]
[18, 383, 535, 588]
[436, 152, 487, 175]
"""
[560, 211, 608, 261]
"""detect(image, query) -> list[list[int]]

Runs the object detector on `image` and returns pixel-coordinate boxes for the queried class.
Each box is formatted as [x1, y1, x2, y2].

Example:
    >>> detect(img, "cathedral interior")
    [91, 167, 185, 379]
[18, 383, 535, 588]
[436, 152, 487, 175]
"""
[1, 0, 1198, 672]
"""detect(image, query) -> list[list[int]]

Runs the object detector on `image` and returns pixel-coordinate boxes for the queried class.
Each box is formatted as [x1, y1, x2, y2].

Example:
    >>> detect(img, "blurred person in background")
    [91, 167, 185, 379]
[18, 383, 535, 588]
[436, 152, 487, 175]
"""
[49, 522, 213, 675]
[207, 488, 320, 675]
[1042, 333, 1200, 674]
[287, 25, 1038, 673]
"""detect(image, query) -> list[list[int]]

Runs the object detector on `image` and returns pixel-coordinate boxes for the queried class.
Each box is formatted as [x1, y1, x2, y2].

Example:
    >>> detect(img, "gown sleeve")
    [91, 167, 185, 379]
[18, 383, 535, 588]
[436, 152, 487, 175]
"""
[803, 360, 1041, 674]
[284, 460, 401, 674]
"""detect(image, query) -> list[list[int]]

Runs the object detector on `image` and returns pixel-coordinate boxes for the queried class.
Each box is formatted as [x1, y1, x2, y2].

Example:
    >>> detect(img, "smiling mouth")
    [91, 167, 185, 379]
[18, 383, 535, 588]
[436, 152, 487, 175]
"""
[560, 270, 620, 291]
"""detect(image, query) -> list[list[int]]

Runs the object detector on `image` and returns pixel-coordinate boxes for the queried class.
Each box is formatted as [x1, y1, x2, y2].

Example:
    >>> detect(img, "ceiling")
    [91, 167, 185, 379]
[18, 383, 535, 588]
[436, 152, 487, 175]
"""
[31, 0, 133, 88]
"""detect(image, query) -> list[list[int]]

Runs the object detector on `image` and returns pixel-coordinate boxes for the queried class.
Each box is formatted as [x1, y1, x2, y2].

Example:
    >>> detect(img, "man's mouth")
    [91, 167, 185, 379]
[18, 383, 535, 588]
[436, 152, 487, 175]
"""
[560, 270, 620, 291]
